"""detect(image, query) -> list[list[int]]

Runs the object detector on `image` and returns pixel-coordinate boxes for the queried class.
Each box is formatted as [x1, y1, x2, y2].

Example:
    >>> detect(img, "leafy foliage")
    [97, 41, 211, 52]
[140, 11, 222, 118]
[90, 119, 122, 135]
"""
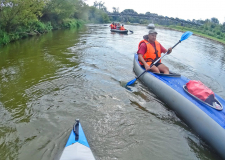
[0, 0, 110, 46]
[93, 1, 107, 12]
[211, 17, 219, 24]
[0, 0, 45, 32]
[88, 6, 109, 23]
[121, 9, 138, 15]
[0, 30, 10, 45]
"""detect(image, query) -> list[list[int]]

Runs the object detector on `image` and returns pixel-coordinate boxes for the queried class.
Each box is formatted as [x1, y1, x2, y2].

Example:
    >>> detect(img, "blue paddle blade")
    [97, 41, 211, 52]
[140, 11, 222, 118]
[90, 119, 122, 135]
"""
[126, 78, 137, 86]
[180, 31, 193, 41]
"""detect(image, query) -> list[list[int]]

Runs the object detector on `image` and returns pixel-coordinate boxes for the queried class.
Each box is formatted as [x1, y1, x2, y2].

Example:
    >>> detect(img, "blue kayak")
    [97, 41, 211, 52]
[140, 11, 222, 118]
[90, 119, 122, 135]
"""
[59, 119, 95, 160]
[133, 54, 225, 159]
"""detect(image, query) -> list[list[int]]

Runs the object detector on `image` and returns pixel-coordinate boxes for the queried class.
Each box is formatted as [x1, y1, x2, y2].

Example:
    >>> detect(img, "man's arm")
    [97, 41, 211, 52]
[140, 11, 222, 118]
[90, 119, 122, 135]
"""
[138, 54, 151, 71]
[137, 42, 151, 70]
[160, 44, 172, 54]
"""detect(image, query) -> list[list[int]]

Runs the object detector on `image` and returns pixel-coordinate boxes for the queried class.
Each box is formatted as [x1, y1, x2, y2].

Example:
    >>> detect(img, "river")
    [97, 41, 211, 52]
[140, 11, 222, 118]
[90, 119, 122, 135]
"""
[0, 24, 225, 160]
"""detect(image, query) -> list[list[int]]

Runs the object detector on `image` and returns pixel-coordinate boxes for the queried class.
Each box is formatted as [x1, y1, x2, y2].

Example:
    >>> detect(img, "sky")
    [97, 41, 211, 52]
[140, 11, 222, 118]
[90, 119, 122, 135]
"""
[85, 0, 225, 24]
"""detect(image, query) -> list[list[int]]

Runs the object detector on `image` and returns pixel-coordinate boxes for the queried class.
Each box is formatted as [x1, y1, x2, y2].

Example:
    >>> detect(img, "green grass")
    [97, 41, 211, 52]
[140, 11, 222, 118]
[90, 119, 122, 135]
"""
[156, 24, 225, 44]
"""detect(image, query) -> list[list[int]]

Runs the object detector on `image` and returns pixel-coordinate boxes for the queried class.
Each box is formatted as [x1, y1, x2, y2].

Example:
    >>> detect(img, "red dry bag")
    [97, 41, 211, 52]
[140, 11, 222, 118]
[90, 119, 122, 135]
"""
[186, 80, 215, 102]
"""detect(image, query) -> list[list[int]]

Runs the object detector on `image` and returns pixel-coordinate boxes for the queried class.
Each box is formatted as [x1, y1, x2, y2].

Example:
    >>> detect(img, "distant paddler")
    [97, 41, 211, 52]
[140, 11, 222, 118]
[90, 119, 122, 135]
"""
[120, 24, 125, 30]
[109, 22, 116, 29]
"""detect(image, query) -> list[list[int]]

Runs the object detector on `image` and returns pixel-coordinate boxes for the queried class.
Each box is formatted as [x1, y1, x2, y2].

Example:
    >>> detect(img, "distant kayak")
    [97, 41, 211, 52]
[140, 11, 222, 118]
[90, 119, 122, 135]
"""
[133, 53, 225, 159]
[110, 29, 128, 34]
[59, 119, 95, 160]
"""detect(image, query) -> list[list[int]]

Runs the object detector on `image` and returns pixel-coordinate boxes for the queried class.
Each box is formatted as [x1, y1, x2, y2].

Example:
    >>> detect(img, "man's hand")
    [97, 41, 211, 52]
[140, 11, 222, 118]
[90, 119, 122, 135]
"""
[167, 47, 172, 54]
[144, 64, 151, 71]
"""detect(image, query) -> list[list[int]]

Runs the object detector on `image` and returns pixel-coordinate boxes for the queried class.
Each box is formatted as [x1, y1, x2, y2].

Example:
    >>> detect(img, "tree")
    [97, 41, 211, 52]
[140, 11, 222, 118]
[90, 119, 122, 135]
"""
[211, 17, 219, 24]
[145, 12, 151, 16]
[88, 6, 109, 23]
[0, 0, 45, 32]
[73, 0, 89, 20]
[93, 1, 98, 8]
[93, 1, 107, 12]
[112, 7, 119, 13]
[40, 0, 89, 29]
[121, 9, 138, 15]
[195, 19, 204, 25]
[222, 22, 225, 32]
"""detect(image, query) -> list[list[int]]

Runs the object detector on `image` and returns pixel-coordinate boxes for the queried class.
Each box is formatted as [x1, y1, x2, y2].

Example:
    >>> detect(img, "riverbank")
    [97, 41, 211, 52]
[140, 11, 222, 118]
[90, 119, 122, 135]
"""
[129, 23, 225, 45]
[155, 25, 225, 45]
[0, 19, 85, 46]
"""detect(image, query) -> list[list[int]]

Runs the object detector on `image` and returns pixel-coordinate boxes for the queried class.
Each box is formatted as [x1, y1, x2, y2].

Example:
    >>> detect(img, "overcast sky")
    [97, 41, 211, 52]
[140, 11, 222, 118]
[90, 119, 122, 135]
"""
[85, 0, 225, 24]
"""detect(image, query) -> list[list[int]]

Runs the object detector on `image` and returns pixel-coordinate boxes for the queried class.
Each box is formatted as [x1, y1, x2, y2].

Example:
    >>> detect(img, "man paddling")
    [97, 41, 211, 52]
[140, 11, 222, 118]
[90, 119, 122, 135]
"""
[137, 29, 172, 74]
[120, 24, 125, 30]
[110, 22, 115, 29]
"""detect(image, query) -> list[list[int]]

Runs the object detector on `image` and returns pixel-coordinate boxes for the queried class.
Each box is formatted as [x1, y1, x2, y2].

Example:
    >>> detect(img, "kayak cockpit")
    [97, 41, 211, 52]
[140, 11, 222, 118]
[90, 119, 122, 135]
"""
[152, 71, 181, 77]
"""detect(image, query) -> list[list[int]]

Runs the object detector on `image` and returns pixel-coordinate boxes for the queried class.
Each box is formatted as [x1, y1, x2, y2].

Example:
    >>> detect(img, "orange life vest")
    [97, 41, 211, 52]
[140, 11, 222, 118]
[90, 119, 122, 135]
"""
[138, 40, 162, 66]
[120, 26, 125, 30]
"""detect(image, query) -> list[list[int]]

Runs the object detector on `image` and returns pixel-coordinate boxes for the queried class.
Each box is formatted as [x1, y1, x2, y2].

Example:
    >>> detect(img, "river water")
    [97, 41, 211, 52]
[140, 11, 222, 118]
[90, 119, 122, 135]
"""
[0, 24, 225, 160]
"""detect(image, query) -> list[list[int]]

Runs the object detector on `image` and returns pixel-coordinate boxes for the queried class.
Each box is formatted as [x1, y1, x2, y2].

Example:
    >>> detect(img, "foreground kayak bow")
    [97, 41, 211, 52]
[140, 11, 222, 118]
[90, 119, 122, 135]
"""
[60, 119, 95, 160]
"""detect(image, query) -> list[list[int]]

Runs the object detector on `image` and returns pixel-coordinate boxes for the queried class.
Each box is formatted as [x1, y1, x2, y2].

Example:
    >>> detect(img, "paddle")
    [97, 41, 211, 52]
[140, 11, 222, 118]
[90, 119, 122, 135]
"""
[126, 31, 193, 86]
[129, 30, 133, 33]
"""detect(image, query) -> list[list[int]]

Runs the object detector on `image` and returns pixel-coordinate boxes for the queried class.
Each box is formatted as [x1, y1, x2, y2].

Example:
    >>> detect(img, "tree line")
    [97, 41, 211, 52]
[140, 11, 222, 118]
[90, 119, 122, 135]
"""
[1, 0, 225, 45]
[0, 0, 110, 46]
[108, 8, 225, 43]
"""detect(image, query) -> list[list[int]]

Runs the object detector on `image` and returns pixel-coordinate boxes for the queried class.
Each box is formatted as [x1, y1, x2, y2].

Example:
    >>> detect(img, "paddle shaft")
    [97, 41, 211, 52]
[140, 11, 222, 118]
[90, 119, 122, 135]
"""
[135, 40, 181, 80]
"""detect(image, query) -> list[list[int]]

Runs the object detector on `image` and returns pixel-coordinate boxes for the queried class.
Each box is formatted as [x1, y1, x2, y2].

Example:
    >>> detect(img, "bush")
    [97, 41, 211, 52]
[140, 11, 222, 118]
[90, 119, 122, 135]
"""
[61, 19, 84, 28]
[62, 19, 78, 28]
[76, 20, 85, 28]
[32, 21, 53, 33]
[0, 30, 10, 45]
[206, 31, 214, 36]
[216, 30, 221, 35]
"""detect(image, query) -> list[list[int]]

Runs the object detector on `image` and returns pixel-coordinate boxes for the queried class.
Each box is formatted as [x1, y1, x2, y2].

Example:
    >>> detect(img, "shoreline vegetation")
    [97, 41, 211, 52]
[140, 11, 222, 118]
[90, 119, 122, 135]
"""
[111, 9, 225, 46]
[0, 0, 110, 46]
[132, 24, 225, 45]
[156, 25, 225, 45]
[1, 1, 225, 46]
[128, 23, 225, 45]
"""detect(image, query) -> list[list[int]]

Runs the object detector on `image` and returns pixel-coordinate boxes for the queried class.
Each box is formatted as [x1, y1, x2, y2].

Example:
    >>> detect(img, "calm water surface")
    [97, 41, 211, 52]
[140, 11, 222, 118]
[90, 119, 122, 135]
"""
[0, 24, 225, 160]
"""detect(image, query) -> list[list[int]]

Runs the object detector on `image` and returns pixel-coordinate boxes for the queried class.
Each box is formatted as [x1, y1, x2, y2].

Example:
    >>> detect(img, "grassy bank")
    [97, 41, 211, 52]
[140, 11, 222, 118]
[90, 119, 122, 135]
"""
[0, 19, 85, 46]
[0, 0, 110, 46]
[156, 25, 225, 45]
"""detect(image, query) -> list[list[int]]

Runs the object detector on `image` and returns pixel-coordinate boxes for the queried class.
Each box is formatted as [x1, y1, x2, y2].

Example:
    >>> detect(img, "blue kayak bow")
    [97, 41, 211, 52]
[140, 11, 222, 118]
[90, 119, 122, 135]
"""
[126, 31, 193, 86]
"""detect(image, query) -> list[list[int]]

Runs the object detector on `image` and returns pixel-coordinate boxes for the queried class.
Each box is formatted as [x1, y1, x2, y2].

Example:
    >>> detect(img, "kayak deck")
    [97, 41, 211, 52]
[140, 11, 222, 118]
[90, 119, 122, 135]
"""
[60, 120, 95, 160]
[152, 71, 181, 77]
[183, 85, 223, 110]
